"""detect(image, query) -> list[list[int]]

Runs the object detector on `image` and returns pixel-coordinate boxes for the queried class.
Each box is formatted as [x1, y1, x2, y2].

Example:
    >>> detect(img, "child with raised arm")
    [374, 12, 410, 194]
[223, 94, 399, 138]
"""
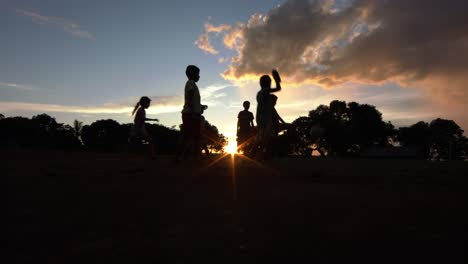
[181, 65, 203, 161]
[255, 69, 282, 160]
[131, 96, 159, 159]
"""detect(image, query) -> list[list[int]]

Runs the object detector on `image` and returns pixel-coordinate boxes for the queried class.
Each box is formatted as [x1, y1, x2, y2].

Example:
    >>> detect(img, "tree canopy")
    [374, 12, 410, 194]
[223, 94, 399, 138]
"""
[0, 103, 466, 160]
[282, 100, 466, 159]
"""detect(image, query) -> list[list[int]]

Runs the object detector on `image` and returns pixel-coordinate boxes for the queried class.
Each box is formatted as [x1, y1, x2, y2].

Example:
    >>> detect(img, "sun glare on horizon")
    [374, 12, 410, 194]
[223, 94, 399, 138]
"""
[224, 140, 238, 155]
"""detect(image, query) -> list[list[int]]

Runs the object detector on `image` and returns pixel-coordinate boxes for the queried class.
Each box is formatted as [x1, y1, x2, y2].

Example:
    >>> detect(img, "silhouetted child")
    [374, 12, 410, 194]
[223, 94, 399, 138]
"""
[237, 101, 255, 153]
[271, 94, 286, 135]
[181, 65, 203, 161]
[130, 96, 159, 159]
[255, 69, 282, 160]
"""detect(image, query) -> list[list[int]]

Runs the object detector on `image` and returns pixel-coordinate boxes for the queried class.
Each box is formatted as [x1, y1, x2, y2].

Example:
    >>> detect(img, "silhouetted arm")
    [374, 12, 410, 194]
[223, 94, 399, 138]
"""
[277, 114, 285, 124]
[270, 69, 282, 93]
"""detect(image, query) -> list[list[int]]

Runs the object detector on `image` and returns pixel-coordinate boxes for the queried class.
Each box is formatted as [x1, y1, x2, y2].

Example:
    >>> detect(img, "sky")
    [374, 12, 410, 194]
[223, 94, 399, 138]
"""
[1, 0, 467, 142]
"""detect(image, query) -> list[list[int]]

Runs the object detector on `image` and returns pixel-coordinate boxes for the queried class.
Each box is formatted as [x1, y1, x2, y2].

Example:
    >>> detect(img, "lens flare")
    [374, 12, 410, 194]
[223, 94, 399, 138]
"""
[224, 140, 238, 155]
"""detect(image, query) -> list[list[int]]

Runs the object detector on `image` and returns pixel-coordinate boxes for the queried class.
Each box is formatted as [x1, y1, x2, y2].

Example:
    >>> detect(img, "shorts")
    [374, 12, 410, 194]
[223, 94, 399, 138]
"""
[182, 113, 201, 140]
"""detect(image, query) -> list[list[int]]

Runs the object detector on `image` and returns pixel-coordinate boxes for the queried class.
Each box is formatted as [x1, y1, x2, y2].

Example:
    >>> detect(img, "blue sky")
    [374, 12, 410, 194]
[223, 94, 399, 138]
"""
[1, 0, 466, 140]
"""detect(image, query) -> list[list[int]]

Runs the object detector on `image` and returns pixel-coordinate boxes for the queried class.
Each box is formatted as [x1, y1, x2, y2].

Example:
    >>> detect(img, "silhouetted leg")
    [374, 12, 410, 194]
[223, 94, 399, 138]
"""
[174, 135, 184, 162]
[192, 116, 202, 161]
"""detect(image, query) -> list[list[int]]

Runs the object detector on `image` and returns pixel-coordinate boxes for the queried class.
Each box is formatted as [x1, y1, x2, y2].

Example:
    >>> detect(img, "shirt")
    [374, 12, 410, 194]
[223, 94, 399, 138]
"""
[238, 110, 254, 132]
[134, 107, 146, 130]
[182, 80, 201, 114]
[256, 89, 273, 127]
[131, 107, 148, 138]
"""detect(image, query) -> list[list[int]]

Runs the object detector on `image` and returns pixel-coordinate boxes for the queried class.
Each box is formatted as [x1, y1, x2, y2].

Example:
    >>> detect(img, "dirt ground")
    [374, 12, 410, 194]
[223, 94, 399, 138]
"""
[5, 151, 466, 263]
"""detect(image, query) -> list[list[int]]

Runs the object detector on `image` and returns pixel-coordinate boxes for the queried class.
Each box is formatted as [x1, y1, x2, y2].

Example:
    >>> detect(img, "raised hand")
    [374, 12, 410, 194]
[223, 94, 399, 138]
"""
[272, 69, 281, 83]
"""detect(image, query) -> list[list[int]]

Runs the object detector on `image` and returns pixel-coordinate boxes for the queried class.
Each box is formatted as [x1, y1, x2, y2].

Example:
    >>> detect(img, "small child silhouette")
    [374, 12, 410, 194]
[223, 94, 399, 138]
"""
[130, 96, 159, 159]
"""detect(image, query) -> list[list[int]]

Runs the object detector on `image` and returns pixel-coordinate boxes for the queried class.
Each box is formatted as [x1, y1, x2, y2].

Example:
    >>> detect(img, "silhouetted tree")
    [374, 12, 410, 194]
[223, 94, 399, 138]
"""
[30, 114, 61, 148]
[203, 121, 228, 153]
[73, 120, 84, 142]
[297, 101, 394, 157]
[397, 121, 432, 158]
[0, 116, 33, 148]
[81, 119, 129, 151]
[398, 119, 466, 160]
[463, 138, 468, 159]
[146, 123, 181, 154]
[287, 116, 315, 156]
[53, 124, 82, 150]
[0, 113, 4, 120]
[0, 114, 81, 150]
[429, 118, 465, 160]
[347, 103, 393, 152]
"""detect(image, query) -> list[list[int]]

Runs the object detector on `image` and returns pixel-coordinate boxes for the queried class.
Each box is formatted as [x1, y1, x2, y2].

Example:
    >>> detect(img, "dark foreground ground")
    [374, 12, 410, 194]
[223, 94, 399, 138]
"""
[6, 151, 466, 263]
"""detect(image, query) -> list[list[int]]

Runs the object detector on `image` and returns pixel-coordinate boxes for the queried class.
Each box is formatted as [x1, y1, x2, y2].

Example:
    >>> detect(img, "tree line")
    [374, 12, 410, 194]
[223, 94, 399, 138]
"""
[1, 100, 467, 160]
[276, 100, 467, 160]
[0, 113, 227, 154]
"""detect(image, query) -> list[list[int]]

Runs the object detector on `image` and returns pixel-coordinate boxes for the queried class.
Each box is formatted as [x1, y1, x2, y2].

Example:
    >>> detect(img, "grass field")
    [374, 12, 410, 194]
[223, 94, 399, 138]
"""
[6, 151, 466, 263]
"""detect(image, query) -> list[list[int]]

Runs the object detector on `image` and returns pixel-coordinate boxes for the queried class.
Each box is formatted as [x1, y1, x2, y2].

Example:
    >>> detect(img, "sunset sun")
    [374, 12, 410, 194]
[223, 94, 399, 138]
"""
[224, 140, 238, 155]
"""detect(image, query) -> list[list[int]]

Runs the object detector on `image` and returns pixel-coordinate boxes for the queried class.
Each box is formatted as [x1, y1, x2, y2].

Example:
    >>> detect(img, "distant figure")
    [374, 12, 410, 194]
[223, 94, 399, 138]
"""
[255, 69, 282, 160]
[130, 96, 159, 159]
[181, 65, 203, 161]
[237, 101, 255, 153]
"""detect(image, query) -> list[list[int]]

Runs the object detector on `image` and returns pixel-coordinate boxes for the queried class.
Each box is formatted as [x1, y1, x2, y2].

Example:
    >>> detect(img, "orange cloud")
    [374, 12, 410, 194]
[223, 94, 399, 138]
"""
[196, 0, 468, 130]
[194, 33, 219, 55]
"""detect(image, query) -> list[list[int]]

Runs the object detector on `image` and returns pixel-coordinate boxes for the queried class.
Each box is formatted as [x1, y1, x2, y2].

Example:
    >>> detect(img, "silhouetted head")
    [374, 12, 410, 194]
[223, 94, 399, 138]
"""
[260, 75, 271, 89]
[132, 96, 151, 115]
[243, 101, 250, 110]
[186, 65, 200, 82]
[270, 94, 278, 106]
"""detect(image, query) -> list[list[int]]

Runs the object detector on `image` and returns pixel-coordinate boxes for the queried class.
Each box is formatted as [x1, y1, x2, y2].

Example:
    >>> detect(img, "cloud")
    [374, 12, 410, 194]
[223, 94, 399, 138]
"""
[0, 84, 230, 116]
[205, 0, 468, 87]
[196, 0, 468, 130]
[16, 9, 95, 40]
[0, 82, 38, 91]
[200, 84, 230, 102]
[195, 21, 235, 55]
[194, 33, 219, 55]
[205, 22, 232, 33]
[0, 95, 183, 116]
